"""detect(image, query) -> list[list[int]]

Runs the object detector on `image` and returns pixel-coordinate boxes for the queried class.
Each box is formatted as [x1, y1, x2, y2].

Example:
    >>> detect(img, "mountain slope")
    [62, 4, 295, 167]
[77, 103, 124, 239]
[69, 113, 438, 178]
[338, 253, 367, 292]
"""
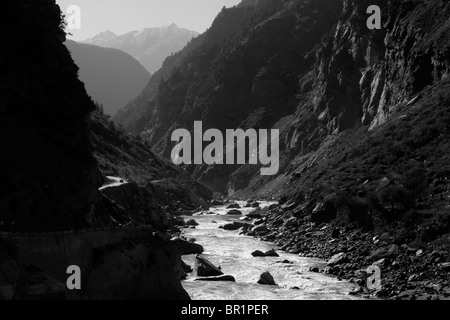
[114, 0, 347, 192]
[0, 1, 101, 232]
[65, 40, 150, 116]
[83, 24, 199, 74]
[90, 108, 213, 212]
[114, 0, 450, 198]
[0, 0, 209, 300]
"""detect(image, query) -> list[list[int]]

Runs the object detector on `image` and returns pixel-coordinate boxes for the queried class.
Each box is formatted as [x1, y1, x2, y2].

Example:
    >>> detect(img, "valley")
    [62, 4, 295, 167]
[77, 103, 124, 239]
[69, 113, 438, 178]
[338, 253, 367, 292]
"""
[1, 0, 449, 301]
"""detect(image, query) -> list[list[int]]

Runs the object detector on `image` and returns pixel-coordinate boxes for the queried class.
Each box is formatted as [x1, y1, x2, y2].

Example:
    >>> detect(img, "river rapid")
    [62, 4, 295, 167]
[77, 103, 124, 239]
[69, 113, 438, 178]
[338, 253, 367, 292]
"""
[181, 201, 363, 300]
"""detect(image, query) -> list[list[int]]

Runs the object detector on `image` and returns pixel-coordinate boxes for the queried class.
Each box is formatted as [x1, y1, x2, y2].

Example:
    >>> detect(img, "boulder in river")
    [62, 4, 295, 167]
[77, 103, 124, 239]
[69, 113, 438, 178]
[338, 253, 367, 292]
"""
[257, 272, 276, 285]
[251, 249, 279, 257]
[227, 209, 243, 215]
[195, 254, 224, 277]
[211, 199, 224, 206]
[223, 222, 251, 231]
[251, 250, 266, 257]
[264, 249, 279, 257]
[309, 266, 320, 273]
[186, 219, 199, 226]
[226, 203, 241, 209]
[245, 201, 260, 208]
[195, 275, 236, 282]
[171, 237, 204, 255]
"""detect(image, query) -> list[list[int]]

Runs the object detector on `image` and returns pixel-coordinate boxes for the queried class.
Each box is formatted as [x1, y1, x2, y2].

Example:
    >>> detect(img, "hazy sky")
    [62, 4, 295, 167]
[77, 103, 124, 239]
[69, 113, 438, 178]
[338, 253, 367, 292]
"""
[56, 0, 242, 41]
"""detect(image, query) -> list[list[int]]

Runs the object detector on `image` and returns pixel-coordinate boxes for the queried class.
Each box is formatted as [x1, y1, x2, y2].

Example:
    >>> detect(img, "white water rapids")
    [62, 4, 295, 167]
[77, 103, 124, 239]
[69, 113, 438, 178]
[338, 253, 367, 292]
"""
[181, 201, 363, 300]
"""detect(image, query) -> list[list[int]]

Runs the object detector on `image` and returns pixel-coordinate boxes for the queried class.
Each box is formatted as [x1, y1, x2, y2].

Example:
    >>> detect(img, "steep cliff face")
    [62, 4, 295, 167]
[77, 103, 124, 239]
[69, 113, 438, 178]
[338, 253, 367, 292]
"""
[0, 0, 102, 232]
[0, 0, 194, 300]
[0, 0, 211, 232]
[267, 0, 450, 198]
[115, 0, 450, 197]
[289, 0, 450, 137]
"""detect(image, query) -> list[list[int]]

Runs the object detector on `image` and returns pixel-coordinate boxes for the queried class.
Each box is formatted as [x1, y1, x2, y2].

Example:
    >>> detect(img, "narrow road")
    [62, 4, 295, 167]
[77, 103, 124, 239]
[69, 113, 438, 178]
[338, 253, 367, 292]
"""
[99, 176, 128, 191]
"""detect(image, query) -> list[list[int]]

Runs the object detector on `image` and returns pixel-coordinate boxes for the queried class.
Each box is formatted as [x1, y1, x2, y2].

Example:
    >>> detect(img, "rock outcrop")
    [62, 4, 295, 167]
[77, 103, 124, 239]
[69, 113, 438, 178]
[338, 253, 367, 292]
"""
[65, 40, 150, 116]
[171, 237, 204, 255]
[0, 0, 102, 232]
[195, 254, 224, 277]
[0, 0, 200, 300]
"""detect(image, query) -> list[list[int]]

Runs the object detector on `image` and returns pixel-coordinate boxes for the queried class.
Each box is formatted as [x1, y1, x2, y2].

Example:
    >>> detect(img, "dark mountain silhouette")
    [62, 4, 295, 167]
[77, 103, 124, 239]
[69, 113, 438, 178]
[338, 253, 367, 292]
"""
[0, 3, 212, 230]
[0, 0, 212, 300]
[0, 2, 101, 232]
[65, 40, 150, 116]
[83, 24, 199, 74]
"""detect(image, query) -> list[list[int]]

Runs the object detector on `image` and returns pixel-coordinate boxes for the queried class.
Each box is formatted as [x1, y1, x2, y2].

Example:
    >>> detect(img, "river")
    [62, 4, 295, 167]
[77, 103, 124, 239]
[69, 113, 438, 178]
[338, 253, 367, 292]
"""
[181, 201, 363, 300]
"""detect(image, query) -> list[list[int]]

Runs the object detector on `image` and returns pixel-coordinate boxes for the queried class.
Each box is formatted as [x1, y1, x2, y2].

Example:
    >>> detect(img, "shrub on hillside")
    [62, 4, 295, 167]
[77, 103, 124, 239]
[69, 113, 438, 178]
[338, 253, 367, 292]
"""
[377, 161, 428, 213]
[334, 192, 373, 231]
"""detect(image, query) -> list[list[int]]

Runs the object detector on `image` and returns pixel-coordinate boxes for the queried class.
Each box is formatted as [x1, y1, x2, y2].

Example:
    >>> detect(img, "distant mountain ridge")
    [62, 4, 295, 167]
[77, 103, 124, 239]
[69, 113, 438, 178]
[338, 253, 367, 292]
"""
[85, 30, 118, 43]
[83, 24, 199, 73]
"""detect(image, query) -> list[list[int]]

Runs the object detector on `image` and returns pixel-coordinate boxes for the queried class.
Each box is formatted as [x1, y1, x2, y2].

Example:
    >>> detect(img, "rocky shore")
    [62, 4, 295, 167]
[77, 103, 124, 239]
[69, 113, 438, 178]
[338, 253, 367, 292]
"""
[224, 201, 450, 300]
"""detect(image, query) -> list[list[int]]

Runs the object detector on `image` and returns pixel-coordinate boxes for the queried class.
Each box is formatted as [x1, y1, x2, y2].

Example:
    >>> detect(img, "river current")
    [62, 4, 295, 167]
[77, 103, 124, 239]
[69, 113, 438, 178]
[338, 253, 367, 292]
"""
[181, 201, 362, 300]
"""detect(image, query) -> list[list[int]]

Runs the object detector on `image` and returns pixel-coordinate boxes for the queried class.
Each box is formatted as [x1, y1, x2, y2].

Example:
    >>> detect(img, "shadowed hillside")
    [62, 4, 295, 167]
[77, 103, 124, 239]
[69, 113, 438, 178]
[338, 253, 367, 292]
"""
[65, 40, 150, 116]
[0, 0, 211, 300]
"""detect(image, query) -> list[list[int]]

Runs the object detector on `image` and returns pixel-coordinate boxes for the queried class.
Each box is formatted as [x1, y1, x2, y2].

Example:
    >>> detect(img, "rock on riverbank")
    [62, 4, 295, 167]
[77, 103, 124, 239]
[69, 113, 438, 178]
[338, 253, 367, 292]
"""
[233, 203, 450, 300]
